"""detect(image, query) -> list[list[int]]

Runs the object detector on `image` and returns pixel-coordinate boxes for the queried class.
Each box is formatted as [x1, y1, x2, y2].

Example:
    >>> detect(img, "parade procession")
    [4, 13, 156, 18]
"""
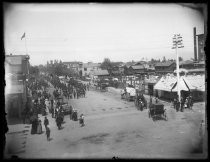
[3, 3, 207, 160]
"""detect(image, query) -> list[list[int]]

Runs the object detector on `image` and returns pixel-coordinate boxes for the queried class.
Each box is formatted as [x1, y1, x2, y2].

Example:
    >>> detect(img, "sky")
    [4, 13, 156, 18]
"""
[4, 3, 205, 66]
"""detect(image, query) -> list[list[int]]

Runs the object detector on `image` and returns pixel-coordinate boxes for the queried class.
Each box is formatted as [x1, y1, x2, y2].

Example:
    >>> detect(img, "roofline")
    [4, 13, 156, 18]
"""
[6, 54, 30, 58]
[155, 62, 175, 67]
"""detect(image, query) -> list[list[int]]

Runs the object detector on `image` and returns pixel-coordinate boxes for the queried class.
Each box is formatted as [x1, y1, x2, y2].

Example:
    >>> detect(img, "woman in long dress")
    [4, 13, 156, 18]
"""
[37, 120, 42, 134]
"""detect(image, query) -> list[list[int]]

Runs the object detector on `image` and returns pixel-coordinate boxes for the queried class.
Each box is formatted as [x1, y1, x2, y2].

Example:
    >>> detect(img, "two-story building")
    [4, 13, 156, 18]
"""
[129, 65, 146, 75]
[155, 61, 176, 75]
[63, 61, 83, 74]
[178, 60, 205, 75]
[92, 69, 110, 83]
[80, 62, 101, 77]
[179, 60, 194, 69]
[5, 54, 30, 123]
[123, 62, 136, 76]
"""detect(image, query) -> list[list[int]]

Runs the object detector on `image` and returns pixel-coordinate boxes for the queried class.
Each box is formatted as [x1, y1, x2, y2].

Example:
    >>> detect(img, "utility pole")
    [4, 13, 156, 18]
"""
[193, 27, 197, 62]
[172, 34, 184, 104]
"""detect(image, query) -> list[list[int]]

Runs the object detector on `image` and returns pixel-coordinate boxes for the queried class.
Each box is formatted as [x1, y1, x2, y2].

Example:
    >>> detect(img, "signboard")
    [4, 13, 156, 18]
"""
[5, 84, 24, 94]
[197, 34, 205, 61]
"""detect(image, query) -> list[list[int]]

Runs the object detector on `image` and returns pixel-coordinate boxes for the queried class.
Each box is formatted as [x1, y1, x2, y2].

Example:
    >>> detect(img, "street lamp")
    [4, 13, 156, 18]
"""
[172, 34, 184, 104]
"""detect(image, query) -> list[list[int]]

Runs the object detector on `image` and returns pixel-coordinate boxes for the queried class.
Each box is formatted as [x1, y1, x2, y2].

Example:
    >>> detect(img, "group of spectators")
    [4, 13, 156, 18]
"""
[173, 94, 193, 112]
[21, 73, 88, 141]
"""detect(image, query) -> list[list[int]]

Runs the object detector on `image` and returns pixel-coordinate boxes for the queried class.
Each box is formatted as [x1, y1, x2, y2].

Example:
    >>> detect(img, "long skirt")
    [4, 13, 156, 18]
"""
[31, 122, 37, 134]
[37, 124, 42, 134]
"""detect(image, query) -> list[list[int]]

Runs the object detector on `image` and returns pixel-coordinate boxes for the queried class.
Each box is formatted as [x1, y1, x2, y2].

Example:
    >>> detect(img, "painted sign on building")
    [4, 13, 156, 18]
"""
[5, 84, 24, 94]
[197, 34, 205, 61]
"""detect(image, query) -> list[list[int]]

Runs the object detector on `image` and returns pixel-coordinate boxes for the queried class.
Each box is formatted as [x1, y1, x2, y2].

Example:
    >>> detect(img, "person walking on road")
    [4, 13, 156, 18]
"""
[56, 115, 62, 130]
[31, 116, 38, 134]
[37, 119, 43, 134]
[44, 116, 49, 131]
[155, 97, 159, 103]
[45, 99, 50, 114]
[69, 106, 73, 120]
[79, 114, 85, 127]
[46, 126, 51, 141]
[180, 97, 184, 112]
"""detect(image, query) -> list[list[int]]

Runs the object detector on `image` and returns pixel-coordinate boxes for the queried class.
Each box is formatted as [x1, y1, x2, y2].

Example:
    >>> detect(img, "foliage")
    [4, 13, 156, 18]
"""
[162, 56, 166, 62]
[100, 58, 113, 70]
[179, 57, 183, 62]
[29, 65, 39, 76]
[40, 60, 78, 77]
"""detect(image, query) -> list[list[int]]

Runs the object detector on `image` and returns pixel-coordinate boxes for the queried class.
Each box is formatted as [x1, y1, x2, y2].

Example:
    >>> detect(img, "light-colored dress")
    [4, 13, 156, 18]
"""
[37, 121, 42, 134]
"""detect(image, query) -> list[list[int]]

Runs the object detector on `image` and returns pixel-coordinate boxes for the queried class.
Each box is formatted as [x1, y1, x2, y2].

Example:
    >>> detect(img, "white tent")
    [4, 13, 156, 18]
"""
[171, 77, 189, 92]
[154, 76, 177, 92]
[174, 68, 188, 73]
[182, 75, 205, 92]
[155, 75, 205, 92]
[126, 87, 136, 96]
[113, 78, 118, 81]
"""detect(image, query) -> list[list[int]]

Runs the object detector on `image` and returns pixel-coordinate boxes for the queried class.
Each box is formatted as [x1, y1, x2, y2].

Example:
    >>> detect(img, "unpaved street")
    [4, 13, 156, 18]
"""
[5, 88, 206, 159]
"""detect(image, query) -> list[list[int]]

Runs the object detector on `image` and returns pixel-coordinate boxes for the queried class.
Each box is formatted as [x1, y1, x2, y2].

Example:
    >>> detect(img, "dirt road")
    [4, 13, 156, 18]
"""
[5, 88, 207, 159]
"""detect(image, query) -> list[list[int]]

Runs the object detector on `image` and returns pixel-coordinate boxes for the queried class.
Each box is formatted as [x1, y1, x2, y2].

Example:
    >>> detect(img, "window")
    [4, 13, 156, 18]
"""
[84, 68, 87, 71]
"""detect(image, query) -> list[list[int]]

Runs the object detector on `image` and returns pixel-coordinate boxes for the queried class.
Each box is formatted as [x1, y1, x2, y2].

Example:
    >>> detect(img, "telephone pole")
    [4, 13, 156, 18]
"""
[172, 34, 184, 104]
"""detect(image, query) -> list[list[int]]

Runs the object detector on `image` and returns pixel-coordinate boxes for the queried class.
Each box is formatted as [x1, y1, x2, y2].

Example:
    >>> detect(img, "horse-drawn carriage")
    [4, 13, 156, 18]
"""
[100, 83, 109, 92]
[148, 103, 167, 121]
[57, 97, 71, 115]
[134, 90, 147, 111]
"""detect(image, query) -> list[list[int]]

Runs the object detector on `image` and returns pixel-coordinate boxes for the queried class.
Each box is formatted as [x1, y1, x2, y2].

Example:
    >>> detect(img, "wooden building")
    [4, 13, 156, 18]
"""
[5, 55, 30, 123]
[155, 61, 176, 74]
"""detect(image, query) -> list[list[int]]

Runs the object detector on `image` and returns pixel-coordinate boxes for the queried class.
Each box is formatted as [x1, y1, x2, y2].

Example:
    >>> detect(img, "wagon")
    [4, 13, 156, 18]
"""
[148, 103, 167, 121]
[57, 97, 70, 115]
[100, 83, 108, 92]
[121, 87, 136, 101]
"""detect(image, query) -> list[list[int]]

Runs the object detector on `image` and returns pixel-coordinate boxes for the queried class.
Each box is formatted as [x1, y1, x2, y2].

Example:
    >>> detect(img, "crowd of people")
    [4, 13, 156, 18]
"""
[43, 74, 90, 100]
[21, 73, 87, 141]
[173, 94, 193, 112]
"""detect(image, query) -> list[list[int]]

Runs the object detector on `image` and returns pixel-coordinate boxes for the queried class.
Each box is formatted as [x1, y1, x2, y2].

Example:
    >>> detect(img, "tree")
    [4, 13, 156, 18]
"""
[162, 56, 166, 62]
[29, 65, 39, 76]
[100, 58, 112, 70]
[179, 57, 183, 62]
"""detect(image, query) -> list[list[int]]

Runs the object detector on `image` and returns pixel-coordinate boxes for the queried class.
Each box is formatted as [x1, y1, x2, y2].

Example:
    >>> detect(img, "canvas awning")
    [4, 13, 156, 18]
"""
[154, 76, 177, 92]
[171, 78, 190, 92]
[174, 68, 188, 73]
[182, 75, 205, 92]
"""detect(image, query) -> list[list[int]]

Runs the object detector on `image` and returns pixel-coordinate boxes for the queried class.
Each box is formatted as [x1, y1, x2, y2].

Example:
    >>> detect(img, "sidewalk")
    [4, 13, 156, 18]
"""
[4, 124, 31, 159]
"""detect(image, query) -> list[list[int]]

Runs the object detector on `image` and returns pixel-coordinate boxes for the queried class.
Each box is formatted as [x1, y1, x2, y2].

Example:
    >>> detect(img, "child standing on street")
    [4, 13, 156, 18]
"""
[79, 114, 85, 127]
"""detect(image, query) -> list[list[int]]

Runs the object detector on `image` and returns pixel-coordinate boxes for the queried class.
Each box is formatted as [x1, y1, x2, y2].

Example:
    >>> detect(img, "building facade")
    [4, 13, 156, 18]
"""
[80, 62, 101, 77]
[63, 61, 83, 74]
[155, 61, 176, 74]
[5, 55, 30, 122]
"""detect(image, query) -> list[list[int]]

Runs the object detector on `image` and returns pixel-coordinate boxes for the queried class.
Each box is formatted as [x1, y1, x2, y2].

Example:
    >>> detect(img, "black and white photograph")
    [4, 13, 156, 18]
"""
[3, 3, 207, 159]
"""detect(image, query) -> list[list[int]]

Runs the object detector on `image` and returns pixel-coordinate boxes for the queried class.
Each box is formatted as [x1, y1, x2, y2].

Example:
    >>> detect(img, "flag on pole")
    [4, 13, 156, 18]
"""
[21, 32, 25, 40]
